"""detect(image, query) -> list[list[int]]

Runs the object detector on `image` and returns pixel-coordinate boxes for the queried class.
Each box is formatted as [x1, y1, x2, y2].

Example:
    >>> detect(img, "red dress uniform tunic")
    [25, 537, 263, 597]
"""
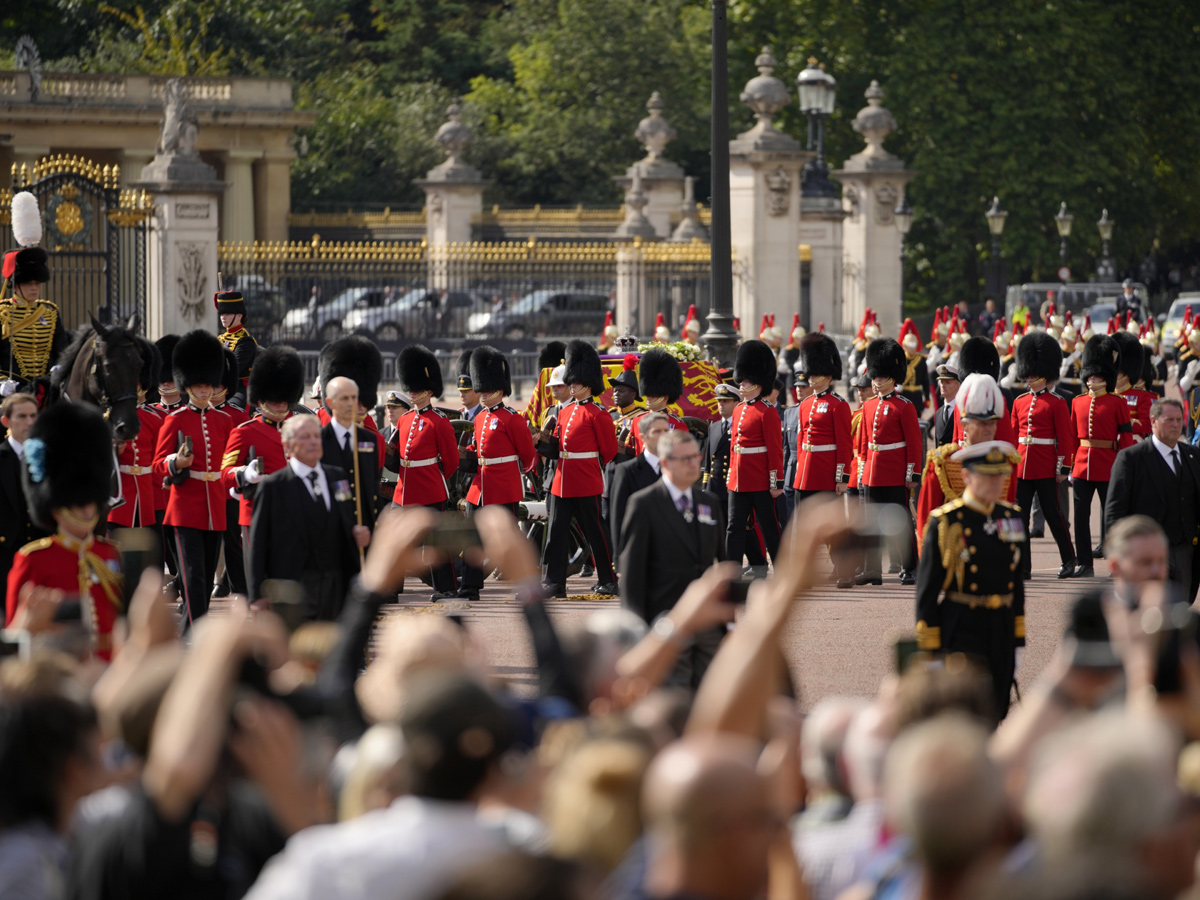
[1070, 390, 1132, 482]
[1010, 389, 1076, 481]
[1118, 388, 1155, 440]
[216, 401, 249, 429]
[466, 403, 537, 506]
[915, 443, 1020, 542]
[857, 392, 923, 488]
[153, 404, 233, 531]
[551, 398, 619, 498]
[151, 399, 184, 513]
[953, 400, 1017, 446]
[108, 405, 163, 528]
[629, 410, 686, 455]
[6, 533, 122, 660]
[727, 397, 784, 492]
[793, 388, 853, 491]
[849, 409, 864, 489]
[390, 405, 460, 506]
[220, 413, 291, 527]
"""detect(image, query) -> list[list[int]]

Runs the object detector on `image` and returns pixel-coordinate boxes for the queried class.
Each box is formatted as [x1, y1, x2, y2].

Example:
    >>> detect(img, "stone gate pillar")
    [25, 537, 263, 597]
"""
[613, 92, 686, 240]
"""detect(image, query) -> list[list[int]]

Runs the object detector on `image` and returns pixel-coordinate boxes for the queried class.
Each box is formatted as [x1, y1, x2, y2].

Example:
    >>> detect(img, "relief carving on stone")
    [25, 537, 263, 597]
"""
[428, 193, 444, 226]
[176, 242, 208, 323]
[843, 185, 861, 222]
[875, 183, 898, 225]
[766, 166, 791, 217]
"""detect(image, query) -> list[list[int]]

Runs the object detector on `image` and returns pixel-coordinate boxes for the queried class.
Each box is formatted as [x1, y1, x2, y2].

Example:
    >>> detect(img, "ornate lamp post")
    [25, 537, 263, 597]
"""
[894, 196, 913, 317]
[701, 0, 739, 366]
[1054, 201, 1073, 283]
[1096, 208, 1116, 281]
[797, 59, 838, 197]
[985, 196, 1008, 300]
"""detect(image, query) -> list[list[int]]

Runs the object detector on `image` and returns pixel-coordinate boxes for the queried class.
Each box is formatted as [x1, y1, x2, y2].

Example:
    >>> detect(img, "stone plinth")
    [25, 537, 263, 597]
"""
[614, 161, 684, 239]
[141, 191, 221, 339]
[417, 177, 486, 246]
[800, 195, 847, 332]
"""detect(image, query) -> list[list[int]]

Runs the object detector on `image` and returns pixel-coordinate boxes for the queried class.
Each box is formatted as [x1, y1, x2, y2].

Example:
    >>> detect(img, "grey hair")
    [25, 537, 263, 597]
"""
[281, 413, 320, 445]
[638, 411, 668, 438]
[841, 703, 892, 801]
[1150, 397, 1183, 420]
[656, 429, 697, 461]
[801, 696, 868, 795]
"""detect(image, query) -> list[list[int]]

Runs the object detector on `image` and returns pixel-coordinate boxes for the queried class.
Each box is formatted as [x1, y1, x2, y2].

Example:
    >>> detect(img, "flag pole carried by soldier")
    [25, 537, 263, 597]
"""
[215, 279, 258, 411]
[0, 192, 69, 405]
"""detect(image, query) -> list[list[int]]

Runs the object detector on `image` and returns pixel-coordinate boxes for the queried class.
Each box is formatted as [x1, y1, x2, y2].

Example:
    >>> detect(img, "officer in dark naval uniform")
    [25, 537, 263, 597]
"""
[915, 440, 1027, 723]
[216, 289, 258, 410]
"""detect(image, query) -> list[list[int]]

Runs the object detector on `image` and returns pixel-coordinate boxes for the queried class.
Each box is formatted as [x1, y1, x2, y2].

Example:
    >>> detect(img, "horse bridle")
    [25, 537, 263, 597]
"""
[89, 335, 138, 412]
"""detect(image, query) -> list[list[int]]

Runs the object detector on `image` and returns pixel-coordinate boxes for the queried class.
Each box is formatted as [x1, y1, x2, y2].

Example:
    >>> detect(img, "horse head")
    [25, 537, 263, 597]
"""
[89, 316, 143, 443]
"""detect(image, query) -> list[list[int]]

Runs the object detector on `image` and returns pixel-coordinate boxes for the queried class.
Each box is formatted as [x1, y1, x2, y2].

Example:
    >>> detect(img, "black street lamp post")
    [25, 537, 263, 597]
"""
[1054, 201, 1073, 284]
[1096, 209, 1115, 281]
[797, 58, 838, 198]
[894, 196, 913, 318]
[985, 195, 1008, 300]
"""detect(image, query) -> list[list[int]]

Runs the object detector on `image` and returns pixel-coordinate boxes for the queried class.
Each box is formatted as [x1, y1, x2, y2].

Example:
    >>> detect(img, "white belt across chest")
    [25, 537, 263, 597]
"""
[869, 441, 906, 451]
[1019, 437, 1056, 445]
[188, 470, 221, 482]
[120, 464, 150, 475]
[479, 454, 519, 466]
[802, 443, 837, 452]
[733, 446, 767, 455]
[561, 450, 599, 460]
[400, 457, 440, 468]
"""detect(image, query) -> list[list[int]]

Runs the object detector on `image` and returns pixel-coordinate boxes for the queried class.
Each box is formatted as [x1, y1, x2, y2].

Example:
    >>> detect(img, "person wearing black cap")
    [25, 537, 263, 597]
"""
[0, 192, 69, 403]
[933, 365, 960, 448]
[701, 382, 737, 522]
[456, 349, 482, 422]
[608, 353, 646, 462]
[379, 390, 411, 503]
[915, 440, 1027, 722]
[215, 288, 258, 410]
[1115, 278, 1143, 325]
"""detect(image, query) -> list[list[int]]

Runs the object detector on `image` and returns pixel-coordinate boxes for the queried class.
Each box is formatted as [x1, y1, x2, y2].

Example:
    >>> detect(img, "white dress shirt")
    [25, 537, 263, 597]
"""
[7, 436, 23, 460]
[642, 448, 661, 475]
[289, 457, 330, 510]
[330, 420, 354, 455]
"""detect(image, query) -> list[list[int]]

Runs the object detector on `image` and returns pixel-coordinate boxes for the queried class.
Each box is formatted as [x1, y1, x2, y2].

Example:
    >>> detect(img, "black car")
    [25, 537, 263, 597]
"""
[469, 289, 611, 339]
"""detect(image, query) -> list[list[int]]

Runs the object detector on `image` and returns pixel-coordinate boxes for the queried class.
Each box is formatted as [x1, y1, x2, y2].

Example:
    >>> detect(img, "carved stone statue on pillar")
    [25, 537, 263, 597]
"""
[416, 100, 489, 248]
[138, 79, 220, 188]
[670, 176, 709, 243]
[614, 167, 658, 239]
[613, 92, 685, 238]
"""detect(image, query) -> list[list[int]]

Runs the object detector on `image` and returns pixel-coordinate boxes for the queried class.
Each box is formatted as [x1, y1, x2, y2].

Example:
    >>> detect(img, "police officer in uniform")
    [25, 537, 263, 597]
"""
[915, 441, 1027, 723]
[215, 289, 258, 410]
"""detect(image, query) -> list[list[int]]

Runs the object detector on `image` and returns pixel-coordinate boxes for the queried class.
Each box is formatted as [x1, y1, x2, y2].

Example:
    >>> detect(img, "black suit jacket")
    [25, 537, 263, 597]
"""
[610, 453, 661, 552]
[0, 441, 45, 563]
[248, 462, 360, 602]
[618, 480, 726, 623]
[934, 403, 955, 448]
[1105, 439, 1200, 545]
[321, 422, 383, 530]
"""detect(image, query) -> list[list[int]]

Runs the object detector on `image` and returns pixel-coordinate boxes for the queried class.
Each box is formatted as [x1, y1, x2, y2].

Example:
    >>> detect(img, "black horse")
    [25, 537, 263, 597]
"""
[52, 314, 145, 443]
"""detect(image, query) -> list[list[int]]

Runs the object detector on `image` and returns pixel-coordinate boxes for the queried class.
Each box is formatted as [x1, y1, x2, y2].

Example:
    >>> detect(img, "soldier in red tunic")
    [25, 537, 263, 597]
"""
[457, 346, 537, 602]
[108, 337, 163, 535]
[152, 329, 233, 625]
[951, 337, 1018, 447]
[210, 348, 250, 598]
[856, 337, 923, 585]
[387, 344, 460, 600]
[220, 345, 305, 593]
[627, 348, 686, 455]
[1070, 334, 1133, 577]
[1010, 331, 1077, 579]
[6, 403, 122, 659]
[537, 339, 619, 597]
[1112, 331, 1154, 442]
[151, 334, 182, 582]
[724, 339, 784, 569]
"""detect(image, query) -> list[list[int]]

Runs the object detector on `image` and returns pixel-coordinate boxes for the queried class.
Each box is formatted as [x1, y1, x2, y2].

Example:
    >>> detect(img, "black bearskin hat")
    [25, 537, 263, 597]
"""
[319, 335, 385, 408]
[637, 347, 684, 402]
[538, 341, 567, 373]
[1111, 331, 1144, 385]
[219, 348, 240, 397]
[957, 336, 1000, 380]
[1016, 331, 1062, 383]
[213, 290, 247, 317]
[249, 345, 305, 407]
[135, 337, 161, 392]
[865, 338, 907, 384]
[397, 344, 444, 398]
[172, 330, 225, 391]
[733, 339, 778, 394]
[154, 335, 180, 385]
[470, 346, 512, 397]
[564, 339, 605, 396]
[798, 333, 842, 380]
[22, 402, 113, 531]
[1080, 335, 1120, 393]
[456, 349, 474, 392]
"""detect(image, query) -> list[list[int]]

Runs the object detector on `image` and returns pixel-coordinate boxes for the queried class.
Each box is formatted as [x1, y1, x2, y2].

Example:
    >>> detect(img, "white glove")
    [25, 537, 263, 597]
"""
[1015, 647, 1024, 670]
[0, 380, 15, 398]
[229, 488, 239, 500]
[1181, 359, 1200, 393]
[243, 459, 263, 485]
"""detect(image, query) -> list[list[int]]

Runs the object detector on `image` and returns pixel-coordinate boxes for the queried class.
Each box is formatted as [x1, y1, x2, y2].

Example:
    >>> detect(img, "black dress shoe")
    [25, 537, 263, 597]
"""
[211, 582, 230, 599]
[1057, 560, 1077, 579]
[898, 570, 916, 586]
[454, 588, 479, 603]
[1020, 569, 1032, 581]
[1074, 565, 1095, 578]
[430, 591, 459, 602]
[594, 582, 619, 596]
[579, 565, 594, 579]
[1029, 529, 1045, 539]
[855, 571, 883, 586]
[836, 577, 855, 589]
[543, 582, 567, 599]
[1092, 544, 1105, 559]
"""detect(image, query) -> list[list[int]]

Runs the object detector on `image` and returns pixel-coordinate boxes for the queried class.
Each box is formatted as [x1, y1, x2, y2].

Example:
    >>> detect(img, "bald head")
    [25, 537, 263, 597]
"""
[325, 376, 359, 427]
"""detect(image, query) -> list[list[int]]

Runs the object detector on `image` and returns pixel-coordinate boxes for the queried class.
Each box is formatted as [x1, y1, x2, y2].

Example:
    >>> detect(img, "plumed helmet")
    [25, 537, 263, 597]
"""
[213, 290, 247, 317]
[955, 373, 1006, 421]
[249, 345, 305, 407]
[865, 337, 907, 384]
[319, 335, 385, 408]
[1080, 334, 1120, 393]
[538, 341, 567, 374]
[1016, 331, 1062, 383]
[154, 335, 180, 385]
[469, 345, 512, 397]
[733, 339, 777, 394]
[456, 348, 475, 392]
[798, 333, 842, 380]
[172, 330, 225, 391]
[3, 192, 49, 286]
[219, 348, 239, 397]
[1110, 331, 1144, 385]
[135, 337, 161, 392]
[637, 347, 683, 402]
[564, 339, 605, 396]
[396, 344, 444, 398]
[22, 402, 114, 531]
[957, 337, 1000, 381]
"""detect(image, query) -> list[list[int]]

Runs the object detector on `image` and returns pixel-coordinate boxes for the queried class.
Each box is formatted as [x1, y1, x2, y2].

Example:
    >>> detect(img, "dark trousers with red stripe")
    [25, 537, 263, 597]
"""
[543, 493, 614, 589]
[862, 485, 916, 574]
[1017, 477, 1074, 567]
[174, 526, 222, 626]
[726, 489, 781, 565]
[421, 501, 458, 593]
[460, 501, 519, 592]
[1073, 478, 1108, 563]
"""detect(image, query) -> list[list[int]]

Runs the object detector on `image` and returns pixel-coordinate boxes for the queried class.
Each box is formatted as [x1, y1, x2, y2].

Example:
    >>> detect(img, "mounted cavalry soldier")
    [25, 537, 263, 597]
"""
[0, 192, 69, 405]
[215, 288, 258, 410]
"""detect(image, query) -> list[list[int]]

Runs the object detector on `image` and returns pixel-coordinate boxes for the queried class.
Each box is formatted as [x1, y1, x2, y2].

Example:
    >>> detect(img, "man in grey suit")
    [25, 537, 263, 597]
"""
[1105, 398, 1200, 602]
[618, 429, 727, 687]
[609, 412, 668, 552]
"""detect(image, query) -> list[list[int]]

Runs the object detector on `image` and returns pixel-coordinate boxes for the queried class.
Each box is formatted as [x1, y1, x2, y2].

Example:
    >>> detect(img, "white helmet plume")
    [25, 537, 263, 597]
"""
[955, 373, 1005, 420]
[11, 192, 42, 248]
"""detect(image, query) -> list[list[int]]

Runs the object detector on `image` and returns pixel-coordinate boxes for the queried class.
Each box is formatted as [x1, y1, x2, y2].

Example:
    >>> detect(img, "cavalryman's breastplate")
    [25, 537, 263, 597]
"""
[0, 299, 58, 379]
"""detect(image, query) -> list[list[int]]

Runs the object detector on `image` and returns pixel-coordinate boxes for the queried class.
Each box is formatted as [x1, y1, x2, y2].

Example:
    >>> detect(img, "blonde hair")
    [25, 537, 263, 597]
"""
[355, 615, 469, 724]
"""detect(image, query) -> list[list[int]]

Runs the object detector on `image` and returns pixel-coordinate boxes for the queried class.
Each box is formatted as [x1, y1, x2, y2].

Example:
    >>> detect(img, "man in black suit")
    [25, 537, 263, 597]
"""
[321, 376, 383, 537]
[618, 429, 727, 687]
[249, 414, 368, 619]
[0, 393, 46, 591]
[1105, 398, 1200, 602]
[610, 412, 668, 553]
[933, 364, 959, 448]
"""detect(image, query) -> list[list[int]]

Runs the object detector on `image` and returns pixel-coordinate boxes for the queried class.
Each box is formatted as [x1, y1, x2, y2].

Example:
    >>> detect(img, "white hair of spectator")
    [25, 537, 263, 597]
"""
[801, 697, 868, 795]
[884, 714, 1004, 871]
[1024, 711, 1181, 858]
[656, 429, 697, 460]
[841, 703, 892, 801]
[281, 412, 320, 445]
[638, 411, 669, 438]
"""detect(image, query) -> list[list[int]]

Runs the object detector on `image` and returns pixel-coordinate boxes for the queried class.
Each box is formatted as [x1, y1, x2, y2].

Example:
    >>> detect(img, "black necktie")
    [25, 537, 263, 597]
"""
[342, 430, 352, 459]
[307, 470, 324, 506]
[1172, 448, 1181, 478]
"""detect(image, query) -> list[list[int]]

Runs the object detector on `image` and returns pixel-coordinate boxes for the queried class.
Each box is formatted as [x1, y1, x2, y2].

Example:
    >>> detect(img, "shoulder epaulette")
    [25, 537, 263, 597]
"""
[141, 405, 164, 418]
[166, 405, 189, 418]
[18, 537, 54, 556]
[932, 497, 967, 518]
[503, 405, 519, 415]
[234, 417, 258, 430]
[429, 407, 450, 419]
